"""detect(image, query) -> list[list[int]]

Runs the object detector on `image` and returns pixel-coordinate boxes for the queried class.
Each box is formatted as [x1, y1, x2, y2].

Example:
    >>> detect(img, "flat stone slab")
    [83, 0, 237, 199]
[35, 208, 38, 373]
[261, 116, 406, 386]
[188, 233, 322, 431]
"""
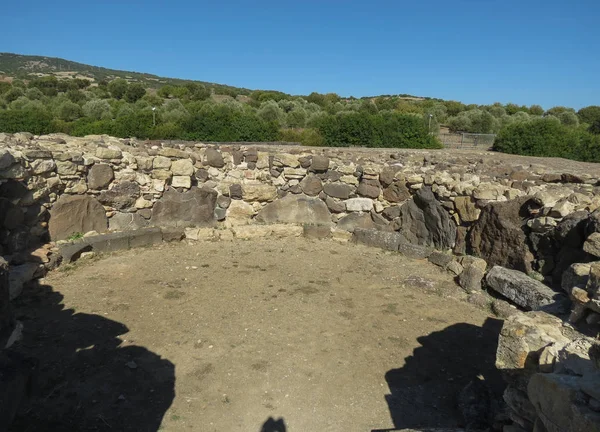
[486, 265, 565, 310]
[59, 227, 164, 263]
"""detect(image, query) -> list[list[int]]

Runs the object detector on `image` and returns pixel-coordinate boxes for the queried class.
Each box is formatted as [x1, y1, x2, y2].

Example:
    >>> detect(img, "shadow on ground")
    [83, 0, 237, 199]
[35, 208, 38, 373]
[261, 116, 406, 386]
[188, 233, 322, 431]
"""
[9, 281, 175, 432]
[379, 318, 505, 431]
[260, 416, 287, 432]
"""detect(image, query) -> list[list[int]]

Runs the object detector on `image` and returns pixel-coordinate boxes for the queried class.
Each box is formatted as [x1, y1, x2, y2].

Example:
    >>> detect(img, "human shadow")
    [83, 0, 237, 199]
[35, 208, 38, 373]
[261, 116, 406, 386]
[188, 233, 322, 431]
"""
[8, 281, 175, 432]
[260, 416, 287, 432]
[379, 318, 504, 431]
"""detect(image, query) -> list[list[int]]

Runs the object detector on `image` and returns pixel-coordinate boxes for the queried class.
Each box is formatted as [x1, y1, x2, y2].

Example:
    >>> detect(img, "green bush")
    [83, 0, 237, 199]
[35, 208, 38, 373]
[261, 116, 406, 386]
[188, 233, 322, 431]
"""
[0, 109, 54, 134]
[316, 112, 441, 148]
[493, 117, 600, 161]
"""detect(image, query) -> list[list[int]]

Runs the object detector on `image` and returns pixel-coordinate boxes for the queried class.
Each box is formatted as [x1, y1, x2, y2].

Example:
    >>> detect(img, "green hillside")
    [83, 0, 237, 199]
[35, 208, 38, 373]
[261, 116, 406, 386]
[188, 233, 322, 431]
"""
[0, 52, 249, 95]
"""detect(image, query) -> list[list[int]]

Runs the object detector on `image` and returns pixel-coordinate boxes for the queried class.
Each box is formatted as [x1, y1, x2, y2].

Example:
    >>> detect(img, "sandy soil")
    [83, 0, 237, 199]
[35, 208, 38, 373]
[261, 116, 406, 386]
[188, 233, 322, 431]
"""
[11, 238, 504, 432]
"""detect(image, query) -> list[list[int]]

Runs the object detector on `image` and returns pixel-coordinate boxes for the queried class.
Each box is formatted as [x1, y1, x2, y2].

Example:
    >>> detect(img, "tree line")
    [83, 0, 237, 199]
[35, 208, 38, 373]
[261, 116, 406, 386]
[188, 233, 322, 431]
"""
[0, 76, 599, 159]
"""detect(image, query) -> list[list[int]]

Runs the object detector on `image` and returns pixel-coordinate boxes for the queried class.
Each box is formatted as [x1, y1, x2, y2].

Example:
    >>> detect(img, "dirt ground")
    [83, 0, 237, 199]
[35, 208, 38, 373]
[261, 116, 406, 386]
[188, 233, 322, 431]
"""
[11, 238, 504, 432]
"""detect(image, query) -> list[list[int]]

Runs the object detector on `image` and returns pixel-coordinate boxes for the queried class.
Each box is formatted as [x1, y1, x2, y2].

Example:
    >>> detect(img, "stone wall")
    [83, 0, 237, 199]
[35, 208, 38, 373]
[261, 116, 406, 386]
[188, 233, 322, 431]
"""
[2, 132, 600, 430]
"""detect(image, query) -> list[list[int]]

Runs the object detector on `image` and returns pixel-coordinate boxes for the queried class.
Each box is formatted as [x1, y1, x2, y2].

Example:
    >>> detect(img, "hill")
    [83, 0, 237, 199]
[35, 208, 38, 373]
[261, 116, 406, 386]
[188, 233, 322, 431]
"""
[0, 52, 250, 95]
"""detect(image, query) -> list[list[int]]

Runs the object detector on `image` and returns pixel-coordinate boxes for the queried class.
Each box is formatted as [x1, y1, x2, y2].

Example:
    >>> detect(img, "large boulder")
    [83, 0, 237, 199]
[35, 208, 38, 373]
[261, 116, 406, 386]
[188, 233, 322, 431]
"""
[151, 186, 217, 228]
[49, 195, 108, 240]
[255, 194, 331, 225]
[528, 373, 600, 432]
[395, 186, 456, 250]
[98, 181, 140, 209]
[485, 266, 565, 311]
[468, 196, 534, 273]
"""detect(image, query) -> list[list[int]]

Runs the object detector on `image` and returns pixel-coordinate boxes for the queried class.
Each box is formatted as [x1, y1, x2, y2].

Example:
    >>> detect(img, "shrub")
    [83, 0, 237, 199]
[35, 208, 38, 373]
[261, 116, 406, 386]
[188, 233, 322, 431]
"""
[493, 117, 596, 160]
[57, 101, 83, 121]
[83, 99, 111, 120]
[125, 83, 146, 103]
[578, 106, 600, 126]
[0, 109, 54, 134]
[108, 78, 128, 100]
[316, 112, 441, 148]
[4, 87, 24, 103]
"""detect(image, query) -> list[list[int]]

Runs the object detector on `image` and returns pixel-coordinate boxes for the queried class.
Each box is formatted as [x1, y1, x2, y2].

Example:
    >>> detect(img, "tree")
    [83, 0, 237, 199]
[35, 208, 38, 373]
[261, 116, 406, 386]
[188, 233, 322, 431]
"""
[0, 82, 11, 95]
[57, 101, 83, 121]
[185, 83, 211, 101]
[67, 89, 86, 103]
[558, 111, 579, 127]
[26, 88, 44, 100]
[4, 87, 24, 103]
[545, 106, 574, 117]
[125, 83, 146, 103]
[577, 106, 600, 125]
[83, 99, 111, 120]
[108, 78, 129, 100]
[529, 105, 544, 116]
[257, 100, 286, 126]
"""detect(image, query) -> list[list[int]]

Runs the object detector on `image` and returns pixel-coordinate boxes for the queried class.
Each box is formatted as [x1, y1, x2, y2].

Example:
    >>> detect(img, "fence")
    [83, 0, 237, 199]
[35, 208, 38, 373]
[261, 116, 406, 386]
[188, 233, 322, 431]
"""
[437, 133, 496, 149]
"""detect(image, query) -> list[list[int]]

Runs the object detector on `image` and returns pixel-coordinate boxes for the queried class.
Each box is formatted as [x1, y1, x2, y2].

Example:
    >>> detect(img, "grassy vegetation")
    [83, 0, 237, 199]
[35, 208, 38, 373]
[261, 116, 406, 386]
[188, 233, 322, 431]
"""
[1, 53, 599, 157]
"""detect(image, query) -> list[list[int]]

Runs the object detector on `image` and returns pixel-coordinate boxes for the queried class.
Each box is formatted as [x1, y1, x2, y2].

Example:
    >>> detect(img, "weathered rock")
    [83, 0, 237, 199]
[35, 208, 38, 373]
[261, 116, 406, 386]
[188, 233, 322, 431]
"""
[96, 147, 122, 159]
[383, 181, 410, 203]
[310, 155, 329, 172]
[323, 183, 354, 199]
[345, 198, 374, 212]
[98, 181, 140, 209]
[170, 159, 195, 176]
[153, 156, 172, 170]
[379, 165, 402, 187]
[583, 232, 600, 257]
[255, 194, 331, 225]
[229, 184, 243, 199]
[242, 184, 277, 202]
[217, 195, 231, 209]
[561, 263, 591, 294]
[49, 195, 108, 240]
[496, 312, 570, 389]
[428, 251, 454, 268]
[8, 263, 39, 300]
[55, 160, 78, 175]
[454, 196, 480, 222]
[0, 149, 15, 170]
[108, 212, 148, 231]
[205, 148, 225, 168]
[459, 265, 486, 292]
[151, 186, 217, 227]
[272, 154, 300, 168]
[325, 196, 346, 213]
[172, 175, 192, 189]
[528, 373, 600, 432]
[337, 213, 376, 232]
[226, 199, 255, 221]
[486, 266, 565, 311]
[300, 174, 323, 196]
[357, 179, 381, 199]
[468, 196, 534, 273]
[396, 186, 457, 250]
[87, 164, 114, 190]
[353, 228, 402, 251]
[30, 159, 56, 175]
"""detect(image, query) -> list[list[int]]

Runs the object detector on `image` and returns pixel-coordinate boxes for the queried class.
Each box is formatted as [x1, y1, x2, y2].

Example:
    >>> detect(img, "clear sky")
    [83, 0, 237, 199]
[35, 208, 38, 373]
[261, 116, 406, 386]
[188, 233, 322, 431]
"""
[3, 0, 599, 109]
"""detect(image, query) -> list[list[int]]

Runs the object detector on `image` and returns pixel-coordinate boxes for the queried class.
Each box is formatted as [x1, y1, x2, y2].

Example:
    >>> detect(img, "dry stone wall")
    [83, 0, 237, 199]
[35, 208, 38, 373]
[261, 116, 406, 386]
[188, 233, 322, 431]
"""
[2, 132, 600, 431]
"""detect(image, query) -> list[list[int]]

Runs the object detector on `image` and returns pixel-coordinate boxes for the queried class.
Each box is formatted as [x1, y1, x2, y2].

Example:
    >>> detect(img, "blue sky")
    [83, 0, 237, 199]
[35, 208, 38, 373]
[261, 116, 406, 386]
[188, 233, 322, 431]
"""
[3, 0, 599, 109]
